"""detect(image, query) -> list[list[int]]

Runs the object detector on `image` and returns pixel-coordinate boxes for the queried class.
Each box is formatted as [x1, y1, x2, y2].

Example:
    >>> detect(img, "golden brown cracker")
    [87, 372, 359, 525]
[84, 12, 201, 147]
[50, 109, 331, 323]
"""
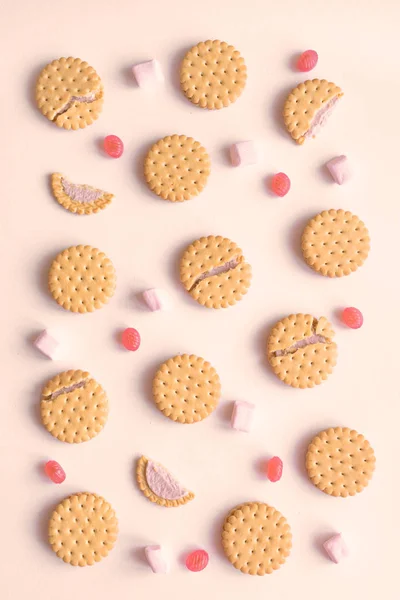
[36, 57, 103, 130]
[283, 79, 343, 144]
[301, 209, 370, 277]
[222, 502, 292, 575]
[48, 245, 116, 313]
[306, 427, 376, 497]
[180, 40, 247, 109]
[153, 354, 221, 423]
[136, 456, 195, 507]
[267, 314, 337, 388]
[144, 135, 210, 202]
[41, 370, 108, 443]
[51, 173, 113, 215]
[48, 493, 118, 566]
[180, 235, 252, 309]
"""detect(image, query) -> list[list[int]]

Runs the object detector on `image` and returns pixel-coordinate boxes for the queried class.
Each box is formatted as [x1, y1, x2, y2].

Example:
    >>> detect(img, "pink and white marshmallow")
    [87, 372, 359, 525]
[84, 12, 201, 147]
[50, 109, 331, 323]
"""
[33, 330, 59, 359]
[323, 534, 349, 563]
[145, 545, 169, 574]
[132, 59, 164, 88]
[230, 141, 258, 167]
[325, 155, 351, 185]
[142, 288, 170, 311]
[231, 401, 255, 432]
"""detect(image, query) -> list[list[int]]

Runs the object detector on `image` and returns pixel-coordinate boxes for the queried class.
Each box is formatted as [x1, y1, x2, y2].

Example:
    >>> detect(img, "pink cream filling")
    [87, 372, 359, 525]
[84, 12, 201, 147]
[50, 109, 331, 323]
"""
[44, 379, 87, 401]
[55, 92, 97, 118]
[305, 96, 340, 139]
[145, 460, 187, 500]
[62, 178, 103, 203]
[274, 334, 326, 357]
[190, 257, 240, 291]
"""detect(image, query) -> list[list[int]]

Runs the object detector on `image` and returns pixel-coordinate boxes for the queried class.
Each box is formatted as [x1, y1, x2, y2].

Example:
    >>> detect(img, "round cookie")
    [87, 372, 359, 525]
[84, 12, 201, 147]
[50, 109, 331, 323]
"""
[306, 427, 376, 497]
[51, 173, 113, 215]
[267, 314, 337, 388]
[221, 502, 292, 575]
[301, 209, 370, 277]
[283, 79, 343, 144]
[136, 455, 195, 507]
[48, 492, 118, 566]
[36, 57, 104, 130]
[180, 235, 252, 309]
[144, 134, 210, 202]
[48, 245, 116, 313]
[152, 354, 221, 424]
[180, 40, 247, 109]
[41, 369, 108, 443]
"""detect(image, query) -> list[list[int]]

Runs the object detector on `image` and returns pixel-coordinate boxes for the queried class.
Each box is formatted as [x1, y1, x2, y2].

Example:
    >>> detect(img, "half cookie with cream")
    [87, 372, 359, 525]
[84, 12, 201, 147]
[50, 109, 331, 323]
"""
[283, 79, 343, 144]
[51, 173, 113, 215]
[136, 456, 194, 507]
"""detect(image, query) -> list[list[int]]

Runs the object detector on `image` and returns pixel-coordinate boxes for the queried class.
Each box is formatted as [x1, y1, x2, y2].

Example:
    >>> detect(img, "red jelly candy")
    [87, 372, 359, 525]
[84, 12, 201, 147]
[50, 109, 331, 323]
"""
[185, 549, 209, 572]
[266, 456, 283, 482]
[270, 172, 291, 197]
[122, 328, 141, 351]
[104, 135, 124, 158]
[45, 460, 66, 484]
[342, 307, 363, 329]
[297, 50, 318, 72]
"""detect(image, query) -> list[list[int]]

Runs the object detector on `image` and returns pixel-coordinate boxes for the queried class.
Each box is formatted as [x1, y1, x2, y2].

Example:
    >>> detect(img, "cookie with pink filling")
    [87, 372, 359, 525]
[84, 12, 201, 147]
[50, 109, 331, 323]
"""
[136, 456, 194, 507]
[283, 79, 343, 144]
[51, 173, 113, 215]
[267, 314, 337, 388]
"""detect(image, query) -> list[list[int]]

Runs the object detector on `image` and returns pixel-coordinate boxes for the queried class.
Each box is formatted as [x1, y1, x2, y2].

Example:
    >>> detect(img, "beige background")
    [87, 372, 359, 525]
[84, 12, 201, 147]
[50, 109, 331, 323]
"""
[1, 0, 398, 598]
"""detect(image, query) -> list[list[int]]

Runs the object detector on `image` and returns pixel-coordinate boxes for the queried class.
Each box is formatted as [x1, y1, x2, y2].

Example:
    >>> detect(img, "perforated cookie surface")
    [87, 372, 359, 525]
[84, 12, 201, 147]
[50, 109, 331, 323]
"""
[180, 235, 252, 308]
[144, 135, 210, 202]
[49, 493, 118, 566]
[283, 79, 343, 144]
[301, 209, 370, 277]
[36, 57, 103, 130]
[48, 245, 116, 313]
[41, 370, 108, 443]
[306, 427, 376, 497]
[180, 40, 247, 109]
[222, 502, 292, 575]
[152, 354, 221, 423]
[267, 314, 337, 388]
[51, 173, 113, 215]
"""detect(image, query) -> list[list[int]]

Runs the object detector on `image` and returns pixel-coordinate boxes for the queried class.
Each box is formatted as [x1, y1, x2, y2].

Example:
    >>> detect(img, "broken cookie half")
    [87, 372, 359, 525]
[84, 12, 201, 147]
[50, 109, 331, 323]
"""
[267, 314, 337, 388]
[36, 57, 103, 130]
[51, 173, 113, 215]
[180, 235, 252, 309]
[283, 79, 343, 144]
[136, 456, 195, 507]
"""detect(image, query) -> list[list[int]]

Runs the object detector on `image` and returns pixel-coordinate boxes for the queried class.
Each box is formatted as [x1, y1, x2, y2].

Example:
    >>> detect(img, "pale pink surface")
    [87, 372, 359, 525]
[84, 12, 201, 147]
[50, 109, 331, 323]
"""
[325, 155, 351, 185]
[229, 141, 258, 167]
[62, 178, 103, 202]
[145, 545, 169, 573]
[1, 2, 398, 599]
[231, 401, 255, 432]
[132, 59, 164, 88]
[145, 460, 187, 500]
[305, 96, 340, 139]
[142, 288, 170, 311]
[33, 330, 59, 359]
[323, 534, 349, 564]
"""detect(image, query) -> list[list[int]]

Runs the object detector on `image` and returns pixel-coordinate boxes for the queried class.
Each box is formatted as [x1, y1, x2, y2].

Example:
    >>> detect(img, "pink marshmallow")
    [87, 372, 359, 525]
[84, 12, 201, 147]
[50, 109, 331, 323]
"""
[323, 534, 349, 563]
[145, 545, 169, 574]
[231, 401, 255, 432]
[33, 330, 59, 359]
[325, 155, 351, 185]
[142, 288, 170, 311]
[132, 59, 164, 88]
[230, 141, 258, 167]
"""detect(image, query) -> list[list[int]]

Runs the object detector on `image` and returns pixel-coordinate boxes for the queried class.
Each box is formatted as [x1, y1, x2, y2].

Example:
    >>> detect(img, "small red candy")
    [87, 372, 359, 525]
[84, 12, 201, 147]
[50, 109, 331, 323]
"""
[104, 135, 124, 158]
[297, 50, 318, 72]
[45, 460, 66, 484]
[122, 328, 141, 351]
[266, 456, 283, 482]
[185, 549, 209, 572]
[342, 307, 363, 329]
[270, 173, 291, 197]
